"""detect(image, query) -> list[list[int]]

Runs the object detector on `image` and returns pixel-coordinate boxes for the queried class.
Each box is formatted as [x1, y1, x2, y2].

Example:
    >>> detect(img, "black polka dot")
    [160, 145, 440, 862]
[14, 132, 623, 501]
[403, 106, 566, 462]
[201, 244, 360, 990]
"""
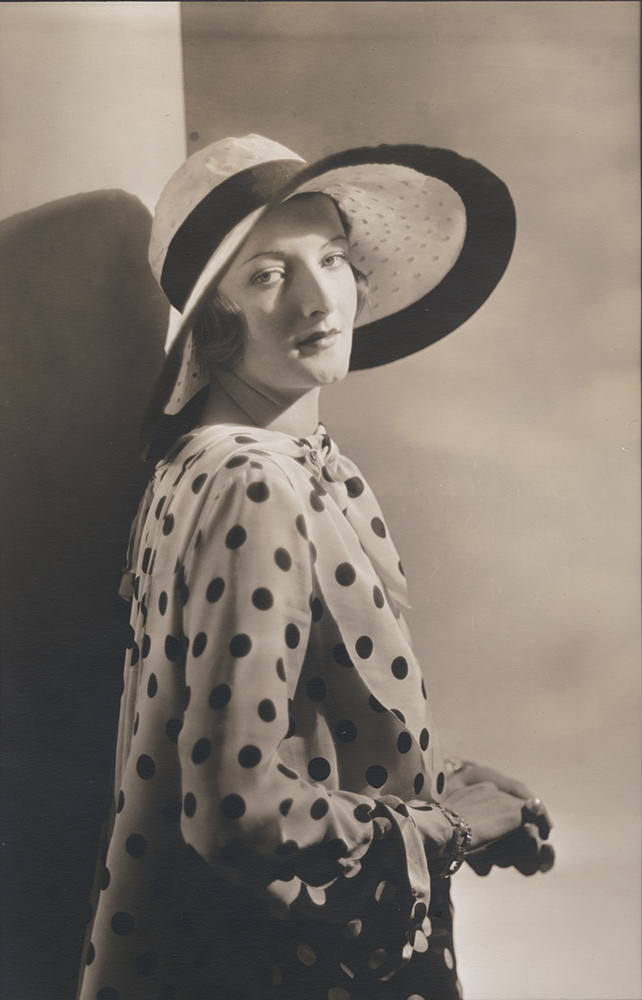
[192, 632, 207, 657]
[306, 676, 326, 701]
[252, 587, 273, 610]
[133, 713, 139, 736]
[151, 875, 173, 897]
[437, 771, 445, 794]
[238, 745, 261, 768]
[192, 738, 212, 764]
[226, 454, 248, 469]
[164, 635, 182, 662]
[354, 803, 372, 823]
[86, 942, 95, 966]
[191, 473, 207, 495]
[206, 577, 225, 603]
[366, 765, 388, 788]
[345, 477, 364, 498]
[325, 838, 349, 860]
[101, 866, 111, 890]
[225, 524, 247, 549]
[335, 562, 356, 586]
[184, 792, 196, 818]
[398, 561, 405, 576]
[274, 547, 292, 571]
[397, 732, 412, 754]
[136, 951, 158, 974]
[309, 491, 325, 512]
[276, 658, 286, 682]
[125, 625, 135, 649]
[136, 755, 155, 780]
[414, 901, 428, 923]
[355, 635, 373, 659]
[332, 643, 354, 668]
[154, 496, 166, 520]
[126, 833, 148, 858]
[309, 540, 317, 563]
[371, 516, 386, 537]
[220, 794, 246, 818]
[285, 716, 296, 739]
[142, 547, 152, 573]
[279, 798, 293, 816]
[247, 481, 270, 503]
[285, 623, 300, 648]
[277, 763, 298, 780]
[392, 709, 406, 723]
[372, 585, 385, 609]
[162, 799, 182, 824]
[234, 434, 257, 443]
[111, 911, 134, 936]
[308, 757, 331, 781]
[295, 515, 308, 539]
[165, 718, 182, 743]
[258, 699, 276, 722]
[229, 633, 252, 657]
[147, 673, 158, 698]
[97, 990, 120, 1000]
[162, 514, 174, 536]
[420, 728, 430, 751]
[142, 635, 151, 659]
[310, 596, 323, 621]
[336, 719, 358, 743]
[209, 684, 231, 711]
[391, 656, 408, 680]
[310, 798, 329, 820]
[158, 591, 168, 615]
[132, 577, 139, 600]
[421, 679, 427, 700]
[130, 642, 140, 666]
[369, 695, 387, 713]
[117, 790, 125, 813]
[414, 773, 425, 795]
[276, 839, 299, 856]
[394, 802, 410, 817]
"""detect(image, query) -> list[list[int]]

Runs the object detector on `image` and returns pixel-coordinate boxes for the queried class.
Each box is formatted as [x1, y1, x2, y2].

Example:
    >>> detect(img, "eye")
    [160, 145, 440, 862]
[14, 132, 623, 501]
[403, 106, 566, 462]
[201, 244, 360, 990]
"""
[322, 251, 349, 269]
[252, 267, 285, 287]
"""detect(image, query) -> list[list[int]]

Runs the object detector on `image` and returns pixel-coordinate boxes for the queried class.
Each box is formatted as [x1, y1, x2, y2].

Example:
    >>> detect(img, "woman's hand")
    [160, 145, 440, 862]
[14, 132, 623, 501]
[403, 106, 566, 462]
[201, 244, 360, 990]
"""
[443, 761, 555, 875]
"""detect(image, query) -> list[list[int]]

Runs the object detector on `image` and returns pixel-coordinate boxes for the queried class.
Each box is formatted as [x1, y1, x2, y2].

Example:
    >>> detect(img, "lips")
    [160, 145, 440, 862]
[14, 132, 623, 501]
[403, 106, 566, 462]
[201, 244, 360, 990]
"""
[296, 328, 340, 348]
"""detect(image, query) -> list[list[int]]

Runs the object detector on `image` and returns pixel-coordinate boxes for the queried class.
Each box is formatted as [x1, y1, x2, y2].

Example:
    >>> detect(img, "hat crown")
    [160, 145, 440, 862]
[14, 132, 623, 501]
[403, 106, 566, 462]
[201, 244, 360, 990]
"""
[148, 134, 305, 282]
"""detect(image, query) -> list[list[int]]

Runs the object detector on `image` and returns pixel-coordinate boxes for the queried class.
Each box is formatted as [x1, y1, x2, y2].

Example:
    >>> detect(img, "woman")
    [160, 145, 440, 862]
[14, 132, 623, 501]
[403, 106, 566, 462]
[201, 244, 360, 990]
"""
[79, 135, 553, 1000]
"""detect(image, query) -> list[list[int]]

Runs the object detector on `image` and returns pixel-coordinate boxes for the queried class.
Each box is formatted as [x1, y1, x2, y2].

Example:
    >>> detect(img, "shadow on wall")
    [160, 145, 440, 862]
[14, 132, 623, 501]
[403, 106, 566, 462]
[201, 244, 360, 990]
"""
[0, 191, 167, 1000]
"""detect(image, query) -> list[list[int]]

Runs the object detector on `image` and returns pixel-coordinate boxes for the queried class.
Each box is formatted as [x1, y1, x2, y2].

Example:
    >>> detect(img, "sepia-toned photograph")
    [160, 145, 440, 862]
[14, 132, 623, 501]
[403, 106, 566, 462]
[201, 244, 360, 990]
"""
[0, 3, 639, 999]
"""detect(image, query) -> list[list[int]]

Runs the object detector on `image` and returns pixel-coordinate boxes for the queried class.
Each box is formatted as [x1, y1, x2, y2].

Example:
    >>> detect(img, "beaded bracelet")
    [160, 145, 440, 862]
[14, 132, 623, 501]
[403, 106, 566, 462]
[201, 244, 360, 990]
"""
[432, 803, 473, 878]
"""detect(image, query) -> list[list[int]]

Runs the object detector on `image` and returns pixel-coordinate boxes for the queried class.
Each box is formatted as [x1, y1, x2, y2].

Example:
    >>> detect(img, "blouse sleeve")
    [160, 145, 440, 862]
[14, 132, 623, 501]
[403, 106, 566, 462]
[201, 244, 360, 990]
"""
[177, 460, 429, 893]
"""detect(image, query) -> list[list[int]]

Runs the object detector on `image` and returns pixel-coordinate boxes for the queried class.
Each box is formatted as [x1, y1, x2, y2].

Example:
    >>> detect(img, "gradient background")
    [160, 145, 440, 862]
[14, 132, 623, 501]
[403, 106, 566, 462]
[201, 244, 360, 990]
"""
[1, 3, 639, 999]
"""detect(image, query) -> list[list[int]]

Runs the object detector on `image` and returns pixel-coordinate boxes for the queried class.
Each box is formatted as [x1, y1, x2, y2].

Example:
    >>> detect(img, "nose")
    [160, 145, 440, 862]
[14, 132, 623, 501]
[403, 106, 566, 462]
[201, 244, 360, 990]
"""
[295, 263, 335, 318]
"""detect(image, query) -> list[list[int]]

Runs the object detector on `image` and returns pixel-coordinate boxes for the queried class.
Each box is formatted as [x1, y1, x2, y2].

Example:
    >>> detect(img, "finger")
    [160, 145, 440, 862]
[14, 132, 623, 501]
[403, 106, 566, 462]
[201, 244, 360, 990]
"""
[466, 852, 494, 876]
[538, 843, 555, 874]
[522, 798, 552, 839]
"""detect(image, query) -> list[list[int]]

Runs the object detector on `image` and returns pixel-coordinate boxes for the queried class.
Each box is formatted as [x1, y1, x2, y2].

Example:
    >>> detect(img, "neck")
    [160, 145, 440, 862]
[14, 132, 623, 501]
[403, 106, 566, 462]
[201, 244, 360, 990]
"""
[201, 371, 321, 436]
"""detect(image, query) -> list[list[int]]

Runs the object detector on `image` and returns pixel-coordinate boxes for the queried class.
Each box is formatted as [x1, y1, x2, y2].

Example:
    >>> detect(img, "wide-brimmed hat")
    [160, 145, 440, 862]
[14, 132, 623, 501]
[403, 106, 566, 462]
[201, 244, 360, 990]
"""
[144, 133, 515, 442]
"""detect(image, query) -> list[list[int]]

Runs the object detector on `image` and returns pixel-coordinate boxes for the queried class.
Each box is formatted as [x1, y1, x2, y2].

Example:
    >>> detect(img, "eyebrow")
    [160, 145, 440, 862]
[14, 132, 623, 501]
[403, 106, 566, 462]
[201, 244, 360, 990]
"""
[241, 234, 348, 266]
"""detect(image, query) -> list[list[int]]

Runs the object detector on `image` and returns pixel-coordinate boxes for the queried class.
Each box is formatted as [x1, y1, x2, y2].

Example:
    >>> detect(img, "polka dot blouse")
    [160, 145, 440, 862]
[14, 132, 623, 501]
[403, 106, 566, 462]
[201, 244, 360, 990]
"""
[78, 425, 461, 1000]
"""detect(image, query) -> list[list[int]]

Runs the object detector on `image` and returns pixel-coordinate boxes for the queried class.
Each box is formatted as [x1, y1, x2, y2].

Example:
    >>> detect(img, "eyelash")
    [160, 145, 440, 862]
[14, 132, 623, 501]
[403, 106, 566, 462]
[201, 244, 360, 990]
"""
[252, 252, 349, 286]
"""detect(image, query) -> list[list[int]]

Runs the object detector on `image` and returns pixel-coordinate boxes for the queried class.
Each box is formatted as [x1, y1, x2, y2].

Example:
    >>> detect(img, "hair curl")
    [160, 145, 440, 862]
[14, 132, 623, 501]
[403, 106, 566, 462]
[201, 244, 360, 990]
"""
[191, 196, 368, 377]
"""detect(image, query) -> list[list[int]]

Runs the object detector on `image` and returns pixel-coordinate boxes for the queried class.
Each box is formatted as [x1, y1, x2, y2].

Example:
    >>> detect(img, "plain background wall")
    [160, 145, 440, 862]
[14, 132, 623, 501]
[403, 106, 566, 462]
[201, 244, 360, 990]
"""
[0, 3, 639, 999]
[0, 4, 185, 998]
[181, 4, 640, 1000]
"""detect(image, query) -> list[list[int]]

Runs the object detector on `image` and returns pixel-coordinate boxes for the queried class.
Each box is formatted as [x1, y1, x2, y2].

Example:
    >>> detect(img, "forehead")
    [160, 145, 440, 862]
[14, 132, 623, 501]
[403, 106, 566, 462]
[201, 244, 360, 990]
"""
[242, 193, 346, 253]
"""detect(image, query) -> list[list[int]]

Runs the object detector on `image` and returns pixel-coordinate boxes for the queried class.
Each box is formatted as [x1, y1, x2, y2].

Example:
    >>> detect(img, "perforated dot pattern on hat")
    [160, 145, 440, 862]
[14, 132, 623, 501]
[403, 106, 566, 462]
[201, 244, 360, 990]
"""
[293, 164, 466, 327]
